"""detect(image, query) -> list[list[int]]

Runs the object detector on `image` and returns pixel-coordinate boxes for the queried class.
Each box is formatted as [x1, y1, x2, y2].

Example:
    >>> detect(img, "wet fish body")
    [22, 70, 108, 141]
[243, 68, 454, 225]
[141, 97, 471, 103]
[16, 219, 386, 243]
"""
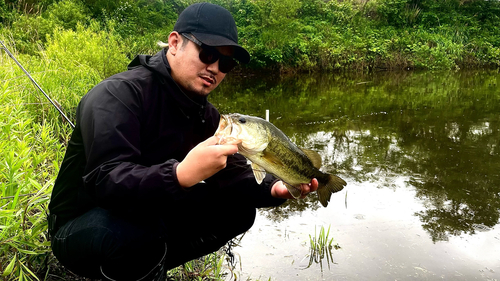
[215, 113, 346, 207]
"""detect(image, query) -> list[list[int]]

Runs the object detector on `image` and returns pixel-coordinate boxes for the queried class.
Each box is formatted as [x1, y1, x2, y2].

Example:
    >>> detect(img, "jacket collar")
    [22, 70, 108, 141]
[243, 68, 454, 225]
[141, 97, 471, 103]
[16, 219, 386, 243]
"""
[128, 49, 208, 113]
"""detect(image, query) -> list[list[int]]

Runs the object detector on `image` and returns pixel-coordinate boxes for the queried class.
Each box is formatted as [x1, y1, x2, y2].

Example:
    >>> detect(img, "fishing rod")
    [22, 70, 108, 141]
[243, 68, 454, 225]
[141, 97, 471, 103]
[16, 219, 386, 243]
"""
[0, 40, 75, 128]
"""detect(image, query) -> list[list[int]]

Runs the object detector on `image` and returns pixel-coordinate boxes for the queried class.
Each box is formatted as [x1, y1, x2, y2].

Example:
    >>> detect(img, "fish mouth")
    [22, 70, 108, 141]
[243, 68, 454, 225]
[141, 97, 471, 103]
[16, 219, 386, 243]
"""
[214, 115, 232, 144]
[215, 114, 242, 145]
[217, 115, 231, 133]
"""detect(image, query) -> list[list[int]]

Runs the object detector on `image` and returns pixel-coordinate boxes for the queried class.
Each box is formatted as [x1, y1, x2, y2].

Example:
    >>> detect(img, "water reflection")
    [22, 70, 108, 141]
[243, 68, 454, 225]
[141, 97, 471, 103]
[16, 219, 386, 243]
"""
[210, 69, 500, 242]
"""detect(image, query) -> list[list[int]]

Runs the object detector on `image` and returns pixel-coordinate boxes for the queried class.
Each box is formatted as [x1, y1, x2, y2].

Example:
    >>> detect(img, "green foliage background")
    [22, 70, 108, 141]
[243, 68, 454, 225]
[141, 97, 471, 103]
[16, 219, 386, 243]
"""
[0, 0, 499, 280]
[1, 0, 499, 72]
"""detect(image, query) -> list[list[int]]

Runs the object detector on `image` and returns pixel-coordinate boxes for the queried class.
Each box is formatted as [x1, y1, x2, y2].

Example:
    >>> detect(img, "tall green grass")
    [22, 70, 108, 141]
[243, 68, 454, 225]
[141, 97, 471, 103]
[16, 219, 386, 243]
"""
[0, 76, 64, 280]
[307, 225, 340, 271]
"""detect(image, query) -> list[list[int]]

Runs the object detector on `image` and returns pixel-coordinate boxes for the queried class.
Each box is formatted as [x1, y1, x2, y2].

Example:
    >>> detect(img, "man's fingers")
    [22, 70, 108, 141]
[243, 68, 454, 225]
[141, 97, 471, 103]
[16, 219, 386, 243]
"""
[203, 136, 239, 155]
[310, 178, 319, 192]
[299, 178, 319, 199]
[217, 144, 238, 156]
[204, 136, 221, 146]
[302, 185, 311, 195]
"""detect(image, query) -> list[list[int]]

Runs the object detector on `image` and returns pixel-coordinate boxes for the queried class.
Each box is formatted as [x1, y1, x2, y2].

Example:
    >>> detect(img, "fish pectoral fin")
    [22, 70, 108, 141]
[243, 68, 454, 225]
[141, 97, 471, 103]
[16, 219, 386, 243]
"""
[283, 182, 302, 199]
[301, 148, 323, 169]
[250, 162, 267, 184]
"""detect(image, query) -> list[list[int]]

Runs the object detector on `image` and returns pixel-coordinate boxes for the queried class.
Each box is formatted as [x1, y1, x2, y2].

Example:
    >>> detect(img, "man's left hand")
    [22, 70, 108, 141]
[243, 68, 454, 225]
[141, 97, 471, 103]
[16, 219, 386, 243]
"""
[271, 178, 319, 199]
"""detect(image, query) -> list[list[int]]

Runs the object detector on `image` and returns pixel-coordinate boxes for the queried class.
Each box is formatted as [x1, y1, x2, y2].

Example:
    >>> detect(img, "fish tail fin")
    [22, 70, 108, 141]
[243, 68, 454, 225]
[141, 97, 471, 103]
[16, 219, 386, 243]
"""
[318, 175, 347, 207]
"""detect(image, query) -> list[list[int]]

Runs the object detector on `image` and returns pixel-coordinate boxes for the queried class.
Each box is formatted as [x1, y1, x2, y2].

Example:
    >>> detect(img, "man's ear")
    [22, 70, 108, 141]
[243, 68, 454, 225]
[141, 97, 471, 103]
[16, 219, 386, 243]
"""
[168, 32, 182, 55]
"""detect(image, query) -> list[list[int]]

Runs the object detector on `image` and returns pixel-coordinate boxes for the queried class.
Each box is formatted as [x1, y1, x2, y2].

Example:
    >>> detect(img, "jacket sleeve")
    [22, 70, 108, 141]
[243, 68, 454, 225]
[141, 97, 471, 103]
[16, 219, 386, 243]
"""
[78, 79, 186, 213]
[206, 153, 287, 208]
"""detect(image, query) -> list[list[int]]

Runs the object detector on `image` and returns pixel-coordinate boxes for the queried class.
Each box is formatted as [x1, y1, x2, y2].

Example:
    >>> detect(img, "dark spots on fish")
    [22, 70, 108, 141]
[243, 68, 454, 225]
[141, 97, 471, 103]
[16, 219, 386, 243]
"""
[239, 117, 246, 123]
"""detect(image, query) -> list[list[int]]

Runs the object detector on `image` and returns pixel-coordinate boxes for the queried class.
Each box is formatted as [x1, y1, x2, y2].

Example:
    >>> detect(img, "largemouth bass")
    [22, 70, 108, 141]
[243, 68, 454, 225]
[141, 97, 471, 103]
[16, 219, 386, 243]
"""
[215, 113, 346, 207]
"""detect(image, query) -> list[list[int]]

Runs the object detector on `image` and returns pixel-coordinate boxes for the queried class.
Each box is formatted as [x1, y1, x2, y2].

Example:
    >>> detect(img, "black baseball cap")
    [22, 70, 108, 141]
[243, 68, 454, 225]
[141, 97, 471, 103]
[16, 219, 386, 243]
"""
[173, 2, 250, 64]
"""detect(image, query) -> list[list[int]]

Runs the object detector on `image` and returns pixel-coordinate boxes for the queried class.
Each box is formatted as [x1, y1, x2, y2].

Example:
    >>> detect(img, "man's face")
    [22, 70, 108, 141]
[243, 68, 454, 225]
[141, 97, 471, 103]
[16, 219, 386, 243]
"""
[168, 32, 234, 97]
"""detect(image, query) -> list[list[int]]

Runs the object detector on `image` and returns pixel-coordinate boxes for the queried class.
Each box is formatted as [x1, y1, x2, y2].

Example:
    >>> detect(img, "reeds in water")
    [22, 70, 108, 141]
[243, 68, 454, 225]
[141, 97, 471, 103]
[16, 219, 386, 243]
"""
[307, 225, 340, 271]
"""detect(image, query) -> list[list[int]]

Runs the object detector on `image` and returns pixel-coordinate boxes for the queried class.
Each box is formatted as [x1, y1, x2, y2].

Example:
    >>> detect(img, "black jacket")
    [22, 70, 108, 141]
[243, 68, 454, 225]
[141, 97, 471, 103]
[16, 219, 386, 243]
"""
[49, 49, 284, 225]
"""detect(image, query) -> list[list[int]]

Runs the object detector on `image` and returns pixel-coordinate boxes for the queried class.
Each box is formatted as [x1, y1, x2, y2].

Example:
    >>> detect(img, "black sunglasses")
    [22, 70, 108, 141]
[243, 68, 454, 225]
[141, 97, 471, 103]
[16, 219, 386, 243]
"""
[181, 33, 238, 73]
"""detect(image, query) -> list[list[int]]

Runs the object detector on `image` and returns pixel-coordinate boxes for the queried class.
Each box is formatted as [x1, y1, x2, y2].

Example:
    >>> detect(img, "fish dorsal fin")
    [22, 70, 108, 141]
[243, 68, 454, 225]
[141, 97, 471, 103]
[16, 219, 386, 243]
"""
[301, 148, 322, 169]
[250, 162, 266, 184]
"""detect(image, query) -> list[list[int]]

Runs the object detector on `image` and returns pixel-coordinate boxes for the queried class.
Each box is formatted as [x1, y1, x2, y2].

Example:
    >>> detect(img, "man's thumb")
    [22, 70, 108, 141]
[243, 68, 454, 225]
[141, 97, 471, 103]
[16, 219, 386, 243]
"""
[202, 136, 220, 146]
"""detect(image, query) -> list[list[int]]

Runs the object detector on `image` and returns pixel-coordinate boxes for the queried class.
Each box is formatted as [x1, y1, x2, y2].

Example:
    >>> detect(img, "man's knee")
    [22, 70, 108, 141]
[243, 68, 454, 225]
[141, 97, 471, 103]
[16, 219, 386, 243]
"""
[51, 208, 165, 279]
[52, 224, 115, 278]
[216, 206, 256, 242]
[235, 206, 257, 234]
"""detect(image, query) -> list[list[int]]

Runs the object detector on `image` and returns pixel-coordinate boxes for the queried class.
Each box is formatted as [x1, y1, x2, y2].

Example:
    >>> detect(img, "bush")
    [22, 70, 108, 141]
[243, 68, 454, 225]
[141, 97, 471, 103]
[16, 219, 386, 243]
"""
[0, 0, 10, 23]
[2, 0, 500, 78]
[7, 14, 58, 54]
[45, 21, 129, 79]
[45, 0, 90, 30]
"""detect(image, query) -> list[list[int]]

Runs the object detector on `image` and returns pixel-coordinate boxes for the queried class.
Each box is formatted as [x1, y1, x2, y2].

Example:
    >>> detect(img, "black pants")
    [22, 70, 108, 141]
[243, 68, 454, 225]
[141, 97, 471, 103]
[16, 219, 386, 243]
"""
[51, 202, 256, 280]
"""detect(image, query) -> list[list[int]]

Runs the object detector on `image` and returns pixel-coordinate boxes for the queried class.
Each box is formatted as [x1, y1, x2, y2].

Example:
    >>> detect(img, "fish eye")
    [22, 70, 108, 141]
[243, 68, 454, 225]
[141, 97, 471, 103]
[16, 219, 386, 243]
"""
[238, 117, 246, 123]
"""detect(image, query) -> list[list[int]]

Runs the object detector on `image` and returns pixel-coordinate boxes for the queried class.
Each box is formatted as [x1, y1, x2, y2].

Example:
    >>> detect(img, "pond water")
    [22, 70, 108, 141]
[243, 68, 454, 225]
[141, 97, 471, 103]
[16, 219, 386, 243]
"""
[209, 69, 500, 281]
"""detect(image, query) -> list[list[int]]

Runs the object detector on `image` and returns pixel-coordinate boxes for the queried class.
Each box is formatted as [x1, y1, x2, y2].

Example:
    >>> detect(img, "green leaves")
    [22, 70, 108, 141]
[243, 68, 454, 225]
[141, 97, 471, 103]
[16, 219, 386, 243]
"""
[0, 80, 59, 280]
[2, 0, 500, 71]
[2, 254, 17, 277]
[45, 21, 129, 79]
[45, 0, 90, 30]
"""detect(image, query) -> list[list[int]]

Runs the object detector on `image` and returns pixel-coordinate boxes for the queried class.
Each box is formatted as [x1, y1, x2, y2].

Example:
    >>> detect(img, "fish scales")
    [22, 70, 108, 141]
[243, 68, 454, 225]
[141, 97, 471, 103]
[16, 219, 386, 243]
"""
[263, 132, 323, 184]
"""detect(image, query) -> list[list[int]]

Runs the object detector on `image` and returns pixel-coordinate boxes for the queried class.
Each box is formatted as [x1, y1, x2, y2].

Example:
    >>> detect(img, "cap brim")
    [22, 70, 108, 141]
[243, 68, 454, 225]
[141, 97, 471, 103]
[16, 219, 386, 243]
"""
[192, 32, 250, 64]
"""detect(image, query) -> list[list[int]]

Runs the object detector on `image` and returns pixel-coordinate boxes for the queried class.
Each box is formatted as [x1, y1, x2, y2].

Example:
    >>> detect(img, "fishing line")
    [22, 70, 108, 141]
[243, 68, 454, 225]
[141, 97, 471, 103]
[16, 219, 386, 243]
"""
[0, 40, 75, 128]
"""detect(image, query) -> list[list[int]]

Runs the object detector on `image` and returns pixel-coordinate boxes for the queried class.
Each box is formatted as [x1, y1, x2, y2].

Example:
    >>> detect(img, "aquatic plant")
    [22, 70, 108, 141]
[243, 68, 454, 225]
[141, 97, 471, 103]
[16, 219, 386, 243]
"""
[307, 225, 340, 271]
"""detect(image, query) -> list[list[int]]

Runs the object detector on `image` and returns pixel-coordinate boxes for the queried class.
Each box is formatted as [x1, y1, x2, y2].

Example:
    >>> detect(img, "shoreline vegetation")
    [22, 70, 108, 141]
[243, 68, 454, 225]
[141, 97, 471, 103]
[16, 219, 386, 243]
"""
[0, 0, 499, 73]
[0, 0, 499, 280]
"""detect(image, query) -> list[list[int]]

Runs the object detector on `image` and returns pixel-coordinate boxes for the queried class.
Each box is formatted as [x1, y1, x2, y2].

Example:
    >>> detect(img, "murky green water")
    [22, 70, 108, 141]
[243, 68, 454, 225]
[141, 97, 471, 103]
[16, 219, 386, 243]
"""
[209, 69, 500, 280]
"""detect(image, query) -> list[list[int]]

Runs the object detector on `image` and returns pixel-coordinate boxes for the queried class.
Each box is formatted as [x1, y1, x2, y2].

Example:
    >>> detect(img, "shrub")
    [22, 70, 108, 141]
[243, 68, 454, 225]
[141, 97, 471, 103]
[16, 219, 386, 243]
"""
[8, 14, 57, 54]
[45, 21, 129, 79]
[45, 0, 90, 30]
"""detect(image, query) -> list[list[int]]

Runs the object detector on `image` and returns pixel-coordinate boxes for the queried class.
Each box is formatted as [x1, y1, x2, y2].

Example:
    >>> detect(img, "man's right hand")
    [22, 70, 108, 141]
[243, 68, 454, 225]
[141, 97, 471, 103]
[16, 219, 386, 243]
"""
[176, 136, 238, 188]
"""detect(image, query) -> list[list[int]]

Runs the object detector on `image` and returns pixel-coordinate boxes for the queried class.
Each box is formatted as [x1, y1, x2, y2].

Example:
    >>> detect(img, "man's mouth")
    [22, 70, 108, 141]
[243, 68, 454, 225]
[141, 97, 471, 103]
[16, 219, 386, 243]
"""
[200, 75, 216, 85]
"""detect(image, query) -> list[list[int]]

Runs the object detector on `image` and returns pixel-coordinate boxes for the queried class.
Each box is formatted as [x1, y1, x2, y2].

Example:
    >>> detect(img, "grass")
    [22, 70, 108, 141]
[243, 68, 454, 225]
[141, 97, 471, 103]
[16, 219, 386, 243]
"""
[0, 80, 61, 281]
[167, 250, 229, 281]
[0, 53, 67, 280]
[307, 225, 341, 271]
